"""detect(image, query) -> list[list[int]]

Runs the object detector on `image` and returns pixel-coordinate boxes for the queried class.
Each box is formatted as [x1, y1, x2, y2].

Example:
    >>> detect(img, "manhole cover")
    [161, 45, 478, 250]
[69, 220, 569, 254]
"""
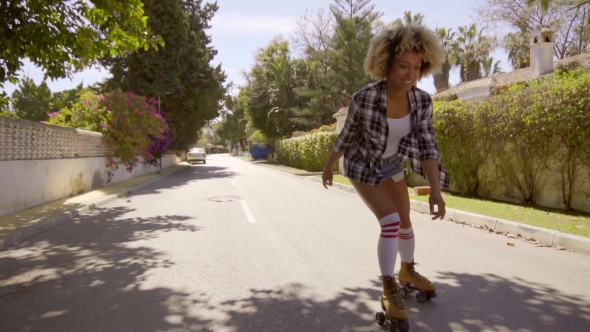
[209, 196, 239, 202]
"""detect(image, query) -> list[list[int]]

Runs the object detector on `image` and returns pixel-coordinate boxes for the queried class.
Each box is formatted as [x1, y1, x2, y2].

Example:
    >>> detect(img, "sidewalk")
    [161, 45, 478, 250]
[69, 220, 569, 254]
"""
[252, 160, 590, 256]
[0, 163, 189, 250]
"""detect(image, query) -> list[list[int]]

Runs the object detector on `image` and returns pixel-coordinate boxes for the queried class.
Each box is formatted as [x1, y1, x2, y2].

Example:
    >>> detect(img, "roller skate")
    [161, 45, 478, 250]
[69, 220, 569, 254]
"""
[375, 276, 410, 332]
[398, 261, 437, 303]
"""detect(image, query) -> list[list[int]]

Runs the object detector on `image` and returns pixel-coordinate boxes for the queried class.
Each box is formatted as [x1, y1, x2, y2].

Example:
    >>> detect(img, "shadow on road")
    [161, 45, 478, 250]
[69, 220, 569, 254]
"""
[405, 272, 590, 332]
[211, 274, 590, 332]
[131, 165, 241, 197]
[0, 206, 210, 332]
[2, 207, 588, 331]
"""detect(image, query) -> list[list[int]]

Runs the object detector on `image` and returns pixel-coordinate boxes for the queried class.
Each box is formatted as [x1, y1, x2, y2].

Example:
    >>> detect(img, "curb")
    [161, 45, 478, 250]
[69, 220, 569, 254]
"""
[252, 162, 322, 176]
[253, 162, 324, 176]
[307, 176, 590, 255]
[0, 164, 188, 251]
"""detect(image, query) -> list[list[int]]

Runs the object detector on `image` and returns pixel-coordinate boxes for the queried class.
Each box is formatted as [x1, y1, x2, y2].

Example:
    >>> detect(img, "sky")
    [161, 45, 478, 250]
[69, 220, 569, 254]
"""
[1, 0, 511, 97]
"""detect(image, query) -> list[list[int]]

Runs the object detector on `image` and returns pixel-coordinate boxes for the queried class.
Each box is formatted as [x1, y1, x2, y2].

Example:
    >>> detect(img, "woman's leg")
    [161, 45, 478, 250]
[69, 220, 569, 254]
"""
[349, 179, 408, 321]
[380, 177, 435, 293]
[380, 178, 413, 262]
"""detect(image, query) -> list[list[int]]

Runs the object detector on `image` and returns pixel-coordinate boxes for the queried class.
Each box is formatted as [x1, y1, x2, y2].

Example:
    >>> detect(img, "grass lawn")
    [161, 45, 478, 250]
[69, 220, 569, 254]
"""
[328, 175, 590, 238]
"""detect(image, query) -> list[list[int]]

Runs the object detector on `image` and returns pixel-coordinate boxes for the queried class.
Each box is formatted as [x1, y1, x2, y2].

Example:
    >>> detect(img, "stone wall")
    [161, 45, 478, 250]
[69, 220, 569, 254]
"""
[0, 117, 182, 217]
[0, 117, 115, 160]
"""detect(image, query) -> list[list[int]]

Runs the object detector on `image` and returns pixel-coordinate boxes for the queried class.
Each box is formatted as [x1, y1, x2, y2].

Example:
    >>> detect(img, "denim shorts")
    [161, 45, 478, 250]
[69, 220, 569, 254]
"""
[378, 153, 404, 183]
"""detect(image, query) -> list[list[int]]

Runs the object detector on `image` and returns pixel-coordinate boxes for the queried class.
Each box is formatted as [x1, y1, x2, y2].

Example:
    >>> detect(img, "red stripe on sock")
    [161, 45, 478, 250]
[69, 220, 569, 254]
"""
[380, 234, 399, 238]
[381, 222, 401, 228]
[399, 234, 414, 240]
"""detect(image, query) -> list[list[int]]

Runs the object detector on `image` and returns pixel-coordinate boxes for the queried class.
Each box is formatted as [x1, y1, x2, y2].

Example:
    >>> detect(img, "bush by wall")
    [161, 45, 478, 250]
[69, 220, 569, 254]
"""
[276, 131, 338, 172]
[432, 68, 590, 210]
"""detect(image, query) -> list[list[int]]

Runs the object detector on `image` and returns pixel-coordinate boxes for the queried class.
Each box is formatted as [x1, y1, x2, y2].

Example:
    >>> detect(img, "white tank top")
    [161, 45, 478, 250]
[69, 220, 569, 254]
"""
[382, 113, 411, 159]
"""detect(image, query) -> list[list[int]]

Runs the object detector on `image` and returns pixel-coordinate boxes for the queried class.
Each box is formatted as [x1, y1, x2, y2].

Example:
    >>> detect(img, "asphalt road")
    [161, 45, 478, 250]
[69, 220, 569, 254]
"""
[1, 154, 589, 332]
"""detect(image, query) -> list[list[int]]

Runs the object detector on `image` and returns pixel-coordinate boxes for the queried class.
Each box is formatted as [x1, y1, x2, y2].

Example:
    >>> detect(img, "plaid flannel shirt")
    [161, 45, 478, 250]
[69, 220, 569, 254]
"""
[333, 80, 449, 188]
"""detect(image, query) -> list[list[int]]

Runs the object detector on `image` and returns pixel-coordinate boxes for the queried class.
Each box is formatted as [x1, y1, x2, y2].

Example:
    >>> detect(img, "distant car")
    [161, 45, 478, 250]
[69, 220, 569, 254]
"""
[187, 148, 206, 164]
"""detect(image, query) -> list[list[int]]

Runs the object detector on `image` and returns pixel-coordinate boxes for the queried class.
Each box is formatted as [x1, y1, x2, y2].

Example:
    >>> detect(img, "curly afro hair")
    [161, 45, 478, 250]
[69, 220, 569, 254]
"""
[364, 23, 445, 81]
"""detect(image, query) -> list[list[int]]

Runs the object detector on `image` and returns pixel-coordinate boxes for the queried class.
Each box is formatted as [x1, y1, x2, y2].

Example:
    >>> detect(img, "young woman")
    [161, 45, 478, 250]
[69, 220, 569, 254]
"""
[322, 24, 449, 327]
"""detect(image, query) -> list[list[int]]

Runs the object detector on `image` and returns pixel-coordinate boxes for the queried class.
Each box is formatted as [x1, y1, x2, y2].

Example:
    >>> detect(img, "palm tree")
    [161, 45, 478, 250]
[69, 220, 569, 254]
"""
[433, 27, 455, 93]
[481, 56, 504, 77]
[450, 23, 494, 83]
[504, 31, 531, 70]
[392, 10, 425, 27]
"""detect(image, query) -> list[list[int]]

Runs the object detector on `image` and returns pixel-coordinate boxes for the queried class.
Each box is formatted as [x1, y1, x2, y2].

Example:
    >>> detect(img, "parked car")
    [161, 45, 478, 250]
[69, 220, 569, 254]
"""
[187, 148, 206, 164]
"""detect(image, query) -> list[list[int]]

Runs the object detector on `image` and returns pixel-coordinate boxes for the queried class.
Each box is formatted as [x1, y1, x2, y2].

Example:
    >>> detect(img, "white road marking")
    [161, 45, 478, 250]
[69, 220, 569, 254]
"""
[240, 200, 256, 224]
[231, 179, 236, 187]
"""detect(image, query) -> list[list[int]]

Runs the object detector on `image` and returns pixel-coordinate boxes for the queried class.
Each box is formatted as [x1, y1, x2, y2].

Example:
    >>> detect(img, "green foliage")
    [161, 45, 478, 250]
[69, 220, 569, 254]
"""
[0, 0, 163, 103]
[240, 1, 382, 139]
[51, 83, 90, 113]
[275, 132, 339, 172]
[433, 100, 489, 196]
[102, 0, 226, 151]
[215, 90, 248, 149]
[249, 130, 269, 144]
[244, 38, 303, 139]
[10, 76, 53, 121]
[47, 91, 168, 182]
[7, 78, 89, 121]
[0, 109, 13, 117]
[434, 68, 590, 210]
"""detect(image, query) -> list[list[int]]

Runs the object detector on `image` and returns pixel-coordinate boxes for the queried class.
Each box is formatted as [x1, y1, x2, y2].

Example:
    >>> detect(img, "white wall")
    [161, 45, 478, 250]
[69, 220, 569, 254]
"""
[0, 154, 181, 217]
[457, 86, 491, 101]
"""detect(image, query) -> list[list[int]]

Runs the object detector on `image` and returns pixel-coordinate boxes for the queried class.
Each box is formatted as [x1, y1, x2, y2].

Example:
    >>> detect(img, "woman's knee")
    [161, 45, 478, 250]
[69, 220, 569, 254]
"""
[380, 178, 412, 225]
[351, 179, 396, 219]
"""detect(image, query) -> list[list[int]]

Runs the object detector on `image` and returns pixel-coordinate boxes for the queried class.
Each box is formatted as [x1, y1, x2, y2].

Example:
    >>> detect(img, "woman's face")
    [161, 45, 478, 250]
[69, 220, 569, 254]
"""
[387, 49, 423, 92]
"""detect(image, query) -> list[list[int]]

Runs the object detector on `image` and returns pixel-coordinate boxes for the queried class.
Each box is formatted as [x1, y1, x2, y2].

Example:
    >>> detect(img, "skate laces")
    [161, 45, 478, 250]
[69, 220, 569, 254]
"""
[408, 262, 431, 285]
[387, 285, 405, 310]
[381, 277, 405, 310]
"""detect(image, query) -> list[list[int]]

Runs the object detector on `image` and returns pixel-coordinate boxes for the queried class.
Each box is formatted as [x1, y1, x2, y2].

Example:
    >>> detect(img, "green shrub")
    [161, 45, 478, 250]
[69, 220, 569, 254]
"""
[249, 130, 269, 144]
[432, 68, 590, 210]
[276, 132, 338, 172]
[434, 100, 489, 196]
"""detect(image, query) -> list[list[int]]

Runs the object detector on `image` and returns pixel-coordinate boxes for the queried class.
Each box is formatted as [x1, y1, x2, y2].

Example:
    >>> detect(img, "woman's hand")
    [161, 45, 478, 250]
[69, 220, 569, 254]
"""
[322, 168, 333, 189]
[429, 190, 446, 220]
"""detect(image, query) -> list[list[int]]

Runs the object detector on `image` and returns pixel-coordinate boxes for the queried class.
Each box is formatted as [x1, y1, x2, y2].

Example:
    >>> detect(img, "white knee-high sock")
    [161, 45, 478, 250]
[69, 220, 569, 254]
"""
[398, 226, 415, 263]
[378, 213, 401, 277]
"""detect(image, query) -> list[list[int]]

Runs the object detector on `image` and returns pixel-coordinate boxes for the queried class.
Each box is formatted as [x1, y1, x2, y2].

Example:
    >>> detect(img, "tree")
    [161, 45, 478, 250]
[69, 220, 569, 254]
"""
[450, 23, 495, 83]
[11, 76, 52, 121]
[0, 0, 163, 108]
[286, 0, 383, 132]
[103, 0, 226, 151]
[292, 8, 351, 122]
[477, 0, 589, 60]
[481, 56, 504, 76]
[504, 31, 531, 69]
[329, 0, 382, 99]
[392, 10, 425, 27]
[243, 37, 301, 139]
[527, 0, 590, 24]
[215, 89, 248, 150]
[434, 27, 455, 93]
[51, 83, 90, 113]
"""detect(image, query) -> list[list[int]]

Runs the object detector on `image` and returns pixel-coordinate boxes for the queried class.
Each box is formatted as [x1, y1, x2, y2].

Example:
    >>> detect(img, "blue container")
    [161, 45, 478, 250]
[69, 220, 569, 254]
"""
[249, 144, 270, 160]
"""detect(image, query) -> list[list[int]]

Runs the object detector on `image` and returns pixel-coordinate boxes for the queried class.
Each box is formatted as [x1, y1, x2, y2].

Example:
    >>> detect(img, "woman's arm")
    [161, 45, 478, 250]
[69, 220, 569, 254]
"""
[418, 101, 446, 219]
